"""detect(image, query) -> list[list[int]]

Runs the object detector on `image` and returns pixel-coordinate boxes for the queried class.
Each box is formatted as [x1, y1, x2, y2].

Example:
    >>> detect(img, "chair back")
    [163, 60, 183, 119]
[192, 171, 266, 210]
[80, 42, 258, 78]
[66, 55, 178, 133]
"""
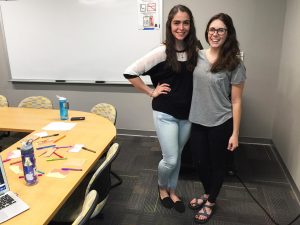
[86, 143, 120, 217]
[0, 95, 8, 107]
[18, 96, 53, 109]
[90, 103, 117, 124]
[72, 190, 99, 225]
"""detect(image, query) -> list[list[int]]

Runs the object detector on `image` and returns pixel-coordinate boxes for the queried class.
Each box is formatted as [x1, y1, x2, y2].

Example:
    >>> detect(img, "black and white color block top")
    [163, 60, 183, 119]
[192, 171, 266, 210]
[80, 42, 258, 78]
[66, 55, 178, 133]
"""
[124, 45, 193, 120]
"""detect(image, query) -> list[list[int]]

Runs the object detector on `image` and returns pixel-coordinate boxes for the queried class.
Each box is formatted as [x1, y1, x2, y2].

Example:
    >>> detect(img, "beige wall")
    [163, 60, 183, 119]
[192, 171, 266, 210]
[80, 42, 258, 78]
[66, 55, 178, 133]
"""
[273, 0, 300, 189]
[0, 0, 286, 139]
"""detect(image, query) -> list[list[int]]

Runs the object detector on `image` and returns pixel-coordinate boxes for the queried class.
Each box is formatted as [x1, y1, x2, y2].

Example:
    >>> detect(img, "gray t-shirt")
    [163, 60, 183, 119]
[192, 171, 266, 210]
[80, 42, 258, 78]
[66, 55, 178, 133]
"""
[189, 49, 246, 127]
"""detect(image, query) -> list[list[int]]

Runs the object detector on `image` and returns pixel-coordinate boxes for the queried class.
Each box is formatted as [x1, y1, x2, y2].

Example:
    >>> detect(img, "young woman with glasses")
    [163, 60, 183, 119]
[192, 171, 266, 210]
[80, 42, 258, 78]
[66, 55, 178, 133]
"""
[124, 5, 202, 213]
[188, 13, 246, 223]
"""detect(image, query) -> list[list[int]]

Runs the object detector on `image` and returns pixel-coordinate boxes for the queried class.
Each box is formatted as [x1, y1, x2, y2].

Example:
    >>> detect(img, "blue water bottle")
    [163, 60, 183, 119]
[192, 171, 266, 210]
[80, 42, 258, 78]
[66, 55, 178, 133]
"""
[21, 139, 38, 186]
[59, 96, 69, 120]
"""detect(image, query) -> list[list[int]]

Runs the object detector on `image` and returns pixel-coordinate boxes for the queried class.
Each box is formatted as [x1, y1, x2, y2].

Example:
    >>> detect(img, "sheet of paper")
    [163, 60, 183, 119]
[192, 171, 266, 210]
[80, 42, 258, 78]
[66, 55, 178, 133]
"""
[42, 122, 76, 131]
[46, 169, 68, 178]
[9, 165, 22, 174]
[7, 150, 21, 159]
[68, 144, 84, 153]
[34, 131, 48, 137]
[61, 158, 86, 169]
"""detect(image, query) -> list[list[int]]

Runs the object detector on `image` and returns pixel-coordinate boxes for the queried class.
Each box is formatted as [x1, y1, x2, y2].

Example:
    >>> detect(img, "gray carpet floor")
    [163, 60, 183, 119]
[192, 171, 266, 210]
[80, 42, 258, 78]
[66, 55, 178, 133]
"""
[92, 134, 300, 225]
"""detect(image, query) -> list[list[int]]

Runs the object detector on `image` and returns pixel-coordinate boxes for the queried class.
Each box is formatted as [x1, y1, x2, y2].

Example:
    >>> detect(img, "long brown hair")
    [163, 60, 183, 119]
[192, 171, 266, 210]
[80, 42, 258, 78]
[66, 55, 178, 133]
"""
[165, 5, 202, 73]
[205, 13, 241, 73]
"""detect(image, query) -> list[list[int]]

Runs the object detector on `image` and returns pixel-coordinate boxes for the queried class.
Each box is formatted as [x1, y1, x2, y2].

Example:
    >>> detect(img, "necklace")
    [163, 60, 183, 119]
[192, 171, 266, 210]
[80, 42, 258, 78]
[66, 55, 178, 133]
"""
[177, 51, 186, 60]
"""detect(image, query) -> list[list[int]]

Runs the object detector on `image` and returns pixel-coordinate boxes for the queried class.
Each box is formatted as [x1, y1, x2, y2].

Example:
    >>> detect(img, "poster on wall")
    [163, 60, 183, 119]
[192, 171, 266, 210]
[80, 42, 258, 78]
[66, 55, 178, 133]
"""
[137, 0, 160, 30]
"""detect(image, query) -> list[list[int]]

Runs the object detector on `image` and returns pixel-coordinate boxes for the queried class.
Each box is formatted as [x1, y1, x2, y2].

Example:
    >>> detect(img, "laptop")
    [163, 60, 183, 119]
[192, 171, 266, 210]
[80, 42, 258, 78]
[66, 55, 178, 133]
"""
[0, 156, 29, 223]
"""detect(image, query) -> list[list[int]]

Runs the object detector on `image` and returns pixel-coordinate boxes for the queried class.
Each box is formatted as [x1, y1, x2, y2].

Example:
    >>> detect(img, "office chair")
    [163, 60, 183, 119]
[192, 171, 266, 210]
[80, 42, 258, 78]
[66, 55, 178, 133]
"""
[52, 143, 120, 222]
[90, 103, 122, 188]
[72, 190, 99, 225]
[18, 96, 53, 109]
[90, 103, 117, 124]
[0, 95, 8, 107]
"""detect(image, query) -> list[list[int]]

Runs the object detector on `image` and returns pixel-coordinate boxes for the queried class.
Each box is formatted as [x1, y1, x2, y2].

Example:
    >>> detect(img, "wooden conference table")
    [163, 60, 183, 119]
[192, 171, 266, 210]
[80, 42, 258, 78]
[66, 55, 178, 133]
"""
[0, 107, 116, 225]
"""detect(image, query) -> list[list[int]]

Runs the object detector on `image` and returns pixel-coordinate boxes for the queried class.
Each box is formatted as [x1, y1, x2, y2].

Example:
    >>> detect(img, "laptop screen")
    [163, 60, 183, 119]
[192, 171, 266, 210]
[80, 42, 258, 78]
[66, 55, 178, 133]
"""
[0, 156, 9, 195]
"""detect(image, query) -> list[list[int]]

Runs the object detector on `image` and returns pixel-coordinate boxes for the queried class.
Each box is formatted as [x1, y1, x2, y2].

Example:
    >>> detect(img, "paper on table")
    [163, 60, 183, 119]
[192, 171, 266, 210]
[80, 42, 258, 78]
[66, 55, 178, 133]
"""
[42, 122, 76, 131]
[69, 144, 84, 153]
[7, 150, 21, 159]
[9, 165, 22, 174]
[46, 169, 68, 178]
[62, 158, 86, 169]
[34, 131, 48, 137]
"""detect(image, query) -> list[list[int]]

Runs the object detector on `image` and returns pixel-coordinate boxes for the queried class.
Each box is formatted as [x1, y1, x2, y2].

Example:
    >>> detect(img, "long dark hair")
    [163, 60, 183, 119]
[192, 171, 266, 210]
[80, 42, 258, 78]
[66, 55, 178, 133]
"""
[165, 5, 201, 73]
[205, 13, 241, 73]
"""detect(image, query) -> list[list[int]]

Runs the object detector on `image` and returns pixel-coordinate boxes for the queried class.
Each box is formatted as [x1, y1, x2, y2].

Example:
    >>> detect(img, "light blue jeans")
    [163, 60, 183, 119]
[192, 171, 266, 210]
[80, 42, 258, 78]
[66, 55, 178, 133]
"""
[153, 110, 191, 190]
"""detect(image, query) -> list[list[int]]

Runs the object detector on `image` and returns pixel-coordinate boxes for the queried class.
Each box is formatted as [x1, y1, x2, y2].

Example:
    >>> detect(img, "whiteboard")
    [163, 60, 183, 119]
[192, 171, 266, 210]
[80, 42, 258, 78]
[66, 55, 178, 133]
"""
[0, 0, 162, 84]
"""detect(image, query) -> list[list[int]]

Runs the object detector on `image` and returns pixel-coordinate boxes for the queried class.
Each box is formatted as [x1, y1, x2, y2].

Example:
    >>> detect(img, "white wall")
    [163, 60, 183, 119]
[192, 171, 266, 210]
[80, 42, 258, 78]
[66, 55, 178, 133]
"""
[0, 0, 286, 139]
[273, 0, 300, 189]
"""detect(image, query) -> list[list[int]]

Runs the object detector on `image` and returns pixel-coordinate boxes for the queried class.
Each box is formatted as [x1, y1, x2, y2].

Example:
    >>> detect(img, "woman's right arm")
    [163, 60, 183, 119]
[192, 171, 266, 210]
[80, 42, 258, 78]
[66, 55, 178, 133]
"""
[128, 77, 170, 98]
[124, 45, 170, 97]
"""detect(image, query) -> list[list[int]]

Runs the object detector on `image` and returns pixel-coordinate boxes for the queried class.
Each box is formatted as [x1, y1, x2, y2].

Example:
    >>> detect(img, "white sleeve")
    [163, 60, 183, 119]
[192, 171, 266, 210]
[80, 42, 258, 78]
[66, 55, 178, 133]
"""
[124, 45, 166, 77]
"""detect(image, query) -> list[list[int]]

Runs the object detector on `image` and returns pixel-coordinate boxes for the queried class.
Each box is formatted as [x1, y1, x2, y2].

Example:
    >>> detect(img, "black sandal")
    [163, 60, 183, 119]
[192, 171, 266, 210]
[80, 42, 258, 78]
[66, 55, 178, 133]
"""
[194, 203, 215, 224]
[188, 195, 208, 210]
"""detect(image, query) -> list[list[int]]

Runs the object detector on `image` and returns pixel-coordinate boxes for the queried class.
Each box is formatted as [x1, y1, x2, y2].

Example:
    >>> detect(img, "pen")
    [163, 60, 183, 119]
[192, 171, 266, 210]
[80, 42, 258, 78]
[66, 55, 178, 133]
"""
[54, 135, 66, 143]
[46, 158, 68, 162]
[36, 145, 56, 150]
[42, 133, 59, 138]
[61, 168, 82, 171]
[53, 152, 64, 158]
[19, 174, 43, 178]
[82, 147, 96, 153]
[10, 160, 22, 165]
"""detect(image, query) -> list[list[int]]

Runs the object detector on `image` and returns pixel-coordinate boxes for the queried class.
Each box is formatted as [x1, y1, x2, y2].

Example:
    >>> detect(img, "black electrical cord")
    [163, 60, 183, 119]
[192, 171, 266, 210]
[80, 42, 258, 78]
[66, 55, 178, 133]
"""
[229, 170, 300, 225]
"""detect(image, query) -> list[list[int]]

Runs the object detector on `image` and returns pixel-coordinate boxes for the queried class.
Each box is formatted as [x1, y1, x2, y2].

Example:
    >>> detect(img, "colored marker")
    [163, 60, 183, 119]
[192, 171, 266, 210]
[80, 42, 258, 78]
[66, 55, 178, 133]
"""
[36, 170, 45, 174]
[54, 145, 73, 149]
[82, 147, 96, 153]
[3, 158, 11, 163]
[46, 158, 68, 162]
[10, 160, 22, 165]
[19, 174, 42, 178]
[36, 145, 56, 150]
[53, 152, 64, 158]
[42, 133, 59, 138]
[61, 168, 82, 171]
[38, 151, 47, 157]
[53, 135, 66, 143]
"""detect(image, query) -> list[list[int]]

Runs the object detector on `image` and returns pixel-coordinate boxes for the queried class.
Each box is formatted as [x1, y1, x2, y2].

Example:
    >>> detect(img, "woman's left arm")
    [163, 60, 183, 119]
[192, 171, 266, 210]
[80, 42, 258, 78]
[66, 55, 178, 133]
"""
[227, 83, 245, 151]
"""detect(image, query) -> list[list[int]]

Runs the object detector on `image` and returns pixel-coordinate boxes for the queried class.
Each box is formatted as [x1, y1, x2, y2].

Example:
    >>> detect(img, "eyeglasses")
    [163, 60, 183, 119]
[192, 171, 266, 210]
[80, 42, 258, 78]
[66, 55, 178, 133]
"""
[208, 27, 227, 35]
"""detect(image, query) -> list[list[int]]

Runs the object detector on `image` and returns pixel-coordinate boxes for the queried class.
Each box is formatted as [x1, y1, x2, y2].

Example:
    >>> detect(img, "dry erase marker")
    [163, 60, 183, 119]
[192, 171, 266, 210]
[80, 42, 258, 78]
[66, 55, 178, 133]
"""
[61, 168, 82, 171]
